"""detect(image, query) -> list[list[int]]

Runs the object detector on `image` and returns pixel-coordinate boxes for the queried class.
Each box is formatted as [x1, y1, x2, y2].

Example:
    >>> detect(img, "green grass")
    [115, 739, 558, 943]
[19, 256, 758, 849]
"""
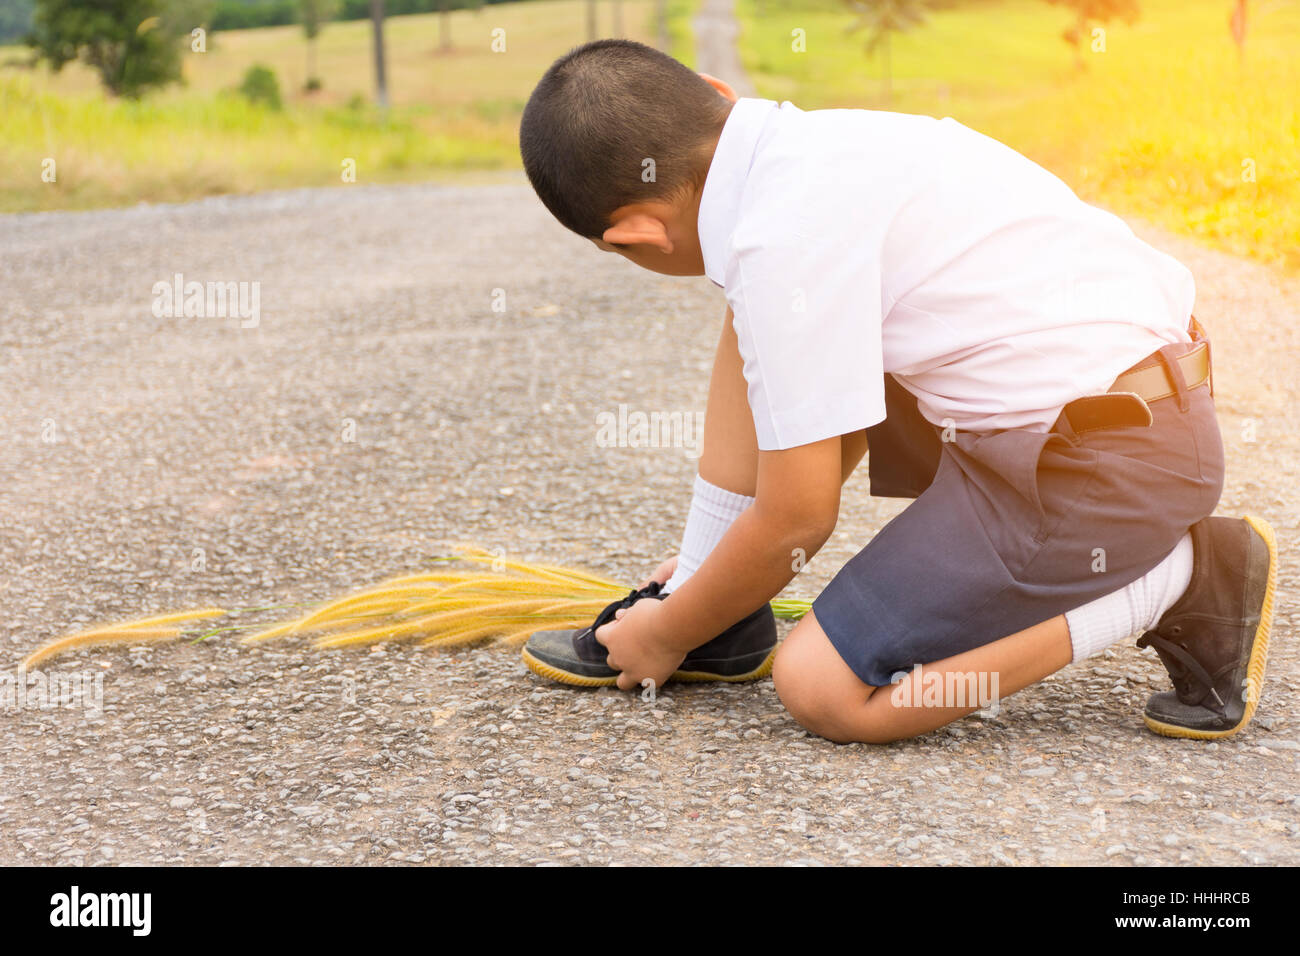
[1, 0, 673, 211]
[665, 0, 698, 68]
[8, 0, 1294, 275]
[735, 0, 1300, 271]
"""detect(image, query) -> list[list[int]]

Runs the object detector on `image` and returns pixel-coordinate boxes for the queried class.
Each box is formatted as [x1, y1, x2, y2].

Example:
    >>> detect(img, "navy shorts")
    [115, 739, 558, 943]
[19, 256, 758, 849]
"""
[812, 340, 1226, 687]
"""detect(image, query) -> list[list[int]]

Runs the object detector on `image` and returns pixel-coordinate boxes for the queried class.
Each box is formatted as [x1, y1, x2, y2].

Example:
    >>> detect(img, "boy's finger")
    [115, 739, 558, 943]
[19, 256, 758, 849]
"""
[594, 620, 615, 646]
[616, 673, 637, 692]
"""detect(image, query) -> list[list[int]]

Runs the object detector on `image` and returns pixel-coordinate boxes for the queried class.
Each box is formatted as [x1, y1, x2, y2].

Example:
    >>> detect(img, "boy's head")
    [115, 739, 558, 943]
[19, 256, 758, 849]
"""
[519, 39, 737, 276]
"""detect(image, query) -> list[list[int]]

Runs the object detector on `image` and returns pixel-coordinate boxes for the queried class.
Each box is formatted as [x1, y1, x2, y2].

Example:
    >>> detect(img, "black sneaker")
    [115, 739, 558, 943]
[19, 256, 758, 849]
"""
[522, 581, 778, 688]
[1136, 515, 1278, 739]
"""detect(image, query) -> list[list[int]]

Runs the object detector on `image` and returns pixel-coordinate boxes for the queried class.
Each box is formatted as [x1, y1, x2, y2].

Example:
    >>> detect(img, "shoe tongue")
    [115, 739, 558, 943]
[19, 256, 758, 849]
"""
[571, 582, 665, 663]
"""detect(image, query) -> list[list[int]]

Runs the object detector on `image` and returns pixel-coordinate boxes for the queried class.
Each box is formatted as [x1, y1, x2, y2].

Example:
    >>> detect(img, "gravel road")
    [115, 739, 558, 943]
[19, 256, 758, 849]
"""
[694, 0, 756, 96]
[0, 181, 1296, 866]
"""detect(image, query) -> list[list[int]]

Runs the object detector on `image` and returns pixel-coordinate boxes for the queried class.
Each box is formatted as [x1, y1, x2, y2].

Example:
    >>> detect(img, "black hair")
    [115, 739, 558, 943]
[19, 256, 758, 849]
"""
[519, 39, 733, 239]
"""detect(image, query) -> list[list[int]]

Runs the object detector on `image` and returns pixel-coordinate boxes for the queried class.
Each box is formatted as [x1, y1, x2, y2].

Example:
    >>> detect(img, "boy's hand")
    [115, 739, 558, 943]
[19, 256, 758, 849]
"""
[594, 598, 686, 692]
[638, 555, 678, 589]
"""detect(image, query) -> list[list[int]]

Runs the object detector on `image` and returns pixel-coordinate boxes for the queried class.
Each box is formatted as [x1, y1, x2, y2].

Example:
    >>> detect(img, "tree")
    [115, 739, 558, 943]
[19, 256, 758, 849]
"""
[1229, 0, 1247, 61]
[1044, 0, 1140, 71]
[0, 0, 35, 45]
[28, 0, 199, 98]
[844, 0, 930, 103]
[370, 0, 387, 108]
[298, 0, 337, 90]
[238, 63, 283, 109]
[438, 0, 452, 51]
[436, 0, 483, 53]
[586, 0, 596, 41]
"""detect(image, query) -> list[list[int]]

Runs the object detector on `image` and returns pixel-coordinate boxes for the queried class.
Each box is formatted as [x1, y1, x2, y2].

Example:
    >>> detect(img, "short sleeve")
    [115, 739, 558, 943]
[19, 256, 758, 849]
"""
[726, 228, 887, 451]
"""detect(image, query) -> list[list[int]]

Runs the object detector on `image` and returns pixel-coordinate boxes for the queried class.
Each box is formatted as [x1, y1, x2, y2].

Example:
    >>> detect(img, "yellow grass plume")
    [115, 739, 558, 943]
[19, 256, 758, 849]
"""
[18, 547, 812, 667]
[20, 608, 228, 669]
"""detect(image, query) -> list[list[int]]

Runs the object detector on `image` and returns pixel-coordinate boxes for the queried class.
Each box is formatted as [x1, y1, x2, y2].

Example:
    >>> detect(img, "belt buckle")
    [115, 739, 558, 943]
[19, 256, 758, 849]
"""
[1189, 314, 1213, 397]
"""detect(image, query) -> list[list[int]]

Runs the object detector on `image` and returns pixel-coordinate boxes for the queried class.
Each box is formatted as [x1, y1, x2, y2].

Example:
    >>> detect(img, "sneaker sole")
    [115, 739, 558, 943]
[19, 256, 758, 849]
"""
[1143, 514, 1277, 740]
[521, 645, 777, 689]
[671, 647, 777, 683]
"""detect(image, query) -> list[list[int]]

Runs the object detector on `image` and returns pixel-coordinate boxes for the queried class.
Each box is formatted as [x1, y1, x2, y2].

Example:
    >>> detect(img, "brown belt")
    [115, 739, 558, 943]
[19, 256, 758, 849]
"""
[1062, 316, 1212, 436]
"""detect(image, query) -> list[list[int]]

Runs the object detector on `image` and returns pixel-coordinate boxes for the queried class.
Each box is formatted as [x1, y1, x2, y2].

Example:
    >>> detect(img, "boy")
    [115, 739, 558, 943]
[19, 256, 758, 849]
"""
[516, 39, 1277, 744]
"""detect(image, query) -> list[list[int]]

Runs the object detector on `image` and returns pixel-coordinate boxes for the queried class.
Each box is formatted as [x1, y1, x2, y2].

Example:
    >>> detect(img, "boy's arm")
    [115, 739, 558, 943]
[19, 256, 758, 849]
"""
[595, 436, 843, 690]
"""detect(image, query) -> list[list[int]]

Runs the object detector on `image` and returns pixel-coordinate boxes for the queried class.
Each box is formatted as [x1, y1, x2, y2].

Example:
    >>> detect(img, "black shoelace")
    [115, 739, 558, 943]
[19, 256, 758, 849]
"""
[1136, 629, 1226, 711]
[586, 580, 668, 635]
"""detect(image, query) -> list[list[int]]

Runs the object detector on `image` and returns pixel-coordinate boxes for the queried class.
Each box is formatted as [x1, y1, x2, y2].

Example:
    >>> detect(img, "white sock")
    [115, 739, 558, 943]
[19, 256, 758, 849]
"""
[663, 475, 755, 593]
[1064, 531, 1195, 662]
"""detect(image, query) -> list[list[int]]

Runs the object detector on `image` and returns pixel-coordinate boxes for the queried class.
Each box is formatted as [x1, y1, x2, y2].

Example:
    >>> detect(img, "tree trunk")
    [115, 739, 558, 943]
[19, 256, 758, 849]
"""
[1230, 0, 1248, 61]
[613, 0, 624, 37]
[1075, 11, 1087, 71]
[371, 0, 388, 108]
[440, 1, 452, 51]
[587, 0, 597, 41]
[307, 38, 317, 85]
[883, 33, 891, 103]
[655, 0, 668, 50]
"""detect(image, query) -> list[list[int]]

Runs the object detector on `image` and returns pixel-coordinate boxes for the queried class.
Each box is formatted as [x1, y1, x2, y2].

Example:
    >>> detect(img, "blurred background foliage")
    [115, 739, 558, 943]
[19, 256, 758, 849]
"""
[1, 0, 1295, 271]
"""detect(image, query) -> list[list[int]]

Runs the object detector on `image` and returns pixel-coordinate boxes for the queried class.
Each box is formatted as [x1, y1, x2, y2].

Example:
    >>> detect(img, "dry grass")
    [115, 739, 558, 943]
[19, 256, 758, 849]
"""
[241, 547, 632, 650]
[20, 608, 228, 669]
[18, 548, 812, 667]
[0, 0, 670, 211]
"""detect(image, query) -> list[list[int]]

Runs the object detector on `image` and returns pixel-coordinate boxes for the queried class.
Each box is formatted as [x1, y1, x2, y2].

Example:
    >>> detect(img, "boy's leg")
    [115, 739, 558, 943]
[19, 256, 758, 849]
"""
[695, 306, 759, 496]
[774, 525, 1199, 742]
[774, 510, 1274, 744]
[773, 608, 1073, 744]
[773, 339, 1275, 743]
[661, 307, 758, 594]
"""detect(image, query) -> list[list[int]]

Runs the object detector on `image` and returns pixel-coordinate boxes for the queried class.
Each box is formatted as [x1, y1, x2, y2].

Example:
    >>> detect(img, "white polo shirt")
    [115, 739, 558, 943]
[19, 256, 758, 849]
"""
[697, 97, 1195, 451]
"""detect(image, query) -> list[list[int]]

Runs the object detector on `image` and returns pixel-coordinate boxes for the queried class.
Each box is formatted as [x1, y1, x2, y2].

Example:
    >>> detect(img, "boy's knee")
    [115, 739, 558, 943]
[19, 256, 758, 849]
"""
[772, 641, 824, 735]
[773, 615, 919, 744]
[773, 621, 872, 743]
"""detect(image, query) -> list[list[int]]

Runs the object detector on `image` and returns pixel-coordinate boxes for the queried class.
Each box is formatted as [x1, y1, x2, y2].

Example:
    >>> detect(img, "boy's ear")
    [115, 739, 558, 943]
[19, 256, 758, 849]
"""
[699, 72, 739, 103]
[602, 211, 674, 253]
